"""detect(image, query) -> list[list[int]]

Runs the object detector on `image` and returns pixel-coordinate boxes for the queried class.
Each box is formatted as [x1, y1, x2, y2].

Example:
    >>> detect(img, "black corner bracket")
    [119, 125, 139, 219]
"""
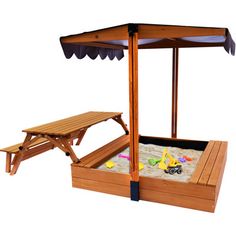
[130, 181, 140, 201]
[128, 23, 138, 36]
[125, 130, 129, 135]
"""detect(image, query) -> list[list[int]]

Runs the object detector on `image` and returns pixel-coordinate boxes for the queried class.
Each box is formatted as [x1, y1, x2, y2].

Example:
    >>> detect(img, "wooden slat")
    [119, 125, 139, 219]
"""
[23, 112, 108, 134]
[0, 138, 48, 153]
[75, 135, 129, 167]
[22, 142, 54, 161]
[72, 167, 130, 186]
[190, 141, 215, 183]
[140, 176, 215, 200]
[198, 141, 221, 185]
[72, 178, 130, 198]
[138, 24, 225, 39]
[208, 142, 227, 185]
[140, 188, 215, 212]
[61, 25, 128, 43]
[84, 138, 129, 168]
[23, 111, 122, 136]
[208, 142, 227, 201]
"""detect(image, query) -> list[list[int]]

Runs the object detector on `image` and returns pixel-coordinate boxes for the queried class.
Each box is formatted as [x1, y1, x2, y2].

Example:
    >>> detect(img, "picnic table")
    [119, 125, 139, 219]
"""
[0, 111, 128, 175]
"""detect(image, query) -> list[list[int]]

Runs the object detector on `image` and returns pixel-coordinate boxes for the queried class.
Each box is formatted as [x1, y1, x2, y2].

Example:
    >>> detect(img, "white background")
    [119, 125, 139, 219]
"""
[0, 0, 235, 235]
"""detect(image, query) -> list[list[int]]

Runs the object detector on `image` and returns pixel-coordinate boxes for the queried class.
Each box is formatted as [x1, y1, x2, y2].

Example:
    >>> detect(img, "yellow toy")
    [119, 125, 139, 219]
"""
[105, 161, 115, 169]
[159, 148, 183, 175]
[139, 162, 144, 171]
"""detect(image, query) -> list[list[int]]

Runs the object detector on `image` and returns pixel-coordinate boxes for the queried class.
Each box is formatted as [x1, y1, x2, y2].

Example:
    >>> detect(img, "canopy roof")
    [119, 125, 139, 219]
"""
[60, 23, 235, 60]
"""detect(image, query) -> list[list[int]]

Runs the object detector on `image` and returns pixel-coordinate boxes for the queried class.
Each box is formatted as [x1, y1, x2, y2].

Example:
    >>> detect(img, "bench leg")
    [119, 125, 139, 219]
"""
[6, 153, 12, 173]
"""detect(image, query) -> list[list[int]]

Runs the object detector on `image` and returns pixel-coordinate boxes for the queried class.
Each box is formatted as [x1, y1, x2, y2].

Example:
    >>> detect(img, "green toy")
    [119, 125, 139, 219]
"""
[148, 158, 161, 166]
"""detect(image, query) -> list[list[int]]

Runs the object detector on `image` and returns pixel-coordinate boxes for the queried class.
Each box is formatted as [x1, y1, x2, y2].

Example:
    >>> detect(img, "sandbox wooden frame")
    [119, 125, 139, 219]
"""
[60, 23, 233, 212]
[71, 135, 227, 212]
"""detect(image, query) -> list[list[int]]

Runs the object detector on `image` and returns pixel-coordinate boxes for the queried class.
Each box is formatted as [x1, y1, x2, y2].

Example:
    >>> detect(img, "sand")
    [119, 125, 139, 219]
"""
[96, 143, 203, 182]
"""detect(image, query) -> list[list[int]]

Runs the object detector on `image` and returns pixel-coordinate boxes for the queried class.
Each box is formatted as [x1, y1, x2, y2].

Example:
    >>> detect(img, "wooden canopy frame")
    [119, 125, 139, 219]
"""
[60, 23, 235, 201]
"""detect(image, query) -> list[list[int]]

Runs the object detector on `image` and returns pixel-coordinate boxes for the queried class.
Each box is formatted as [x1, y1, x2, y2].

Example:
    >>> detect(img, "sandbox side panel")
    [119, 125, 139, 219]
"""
[140, 188, 215, 212]
[72, 178, 130, 198]
[72, 166, 130, 186]
[71, 166, 130, 198]
[140, 176, 215, 200]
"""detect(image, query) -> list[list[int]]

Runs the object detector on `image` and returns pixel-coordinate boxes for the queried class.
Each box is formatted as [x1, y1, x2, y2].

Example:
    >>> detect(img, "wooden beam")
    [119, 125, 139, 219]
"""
[138, 25, 225, 39]
[128, 32, 139, 182]
[44, 136, 68, 153]
[60, 138, 80, 163]
[22, 142, 54, 161]
[76, 129, 87, 146]
[6, 153, 12, 173]
[171, 48, 179, 138]
[60, 25, 128, 43]
[10, 133, 33, 175]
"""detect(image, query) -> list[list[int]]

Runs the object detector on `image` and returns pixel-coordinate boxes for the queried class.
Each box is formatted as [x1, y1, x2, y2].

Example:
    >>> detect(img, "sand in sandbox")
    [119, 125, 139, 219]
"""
[96, 143, 203, 182]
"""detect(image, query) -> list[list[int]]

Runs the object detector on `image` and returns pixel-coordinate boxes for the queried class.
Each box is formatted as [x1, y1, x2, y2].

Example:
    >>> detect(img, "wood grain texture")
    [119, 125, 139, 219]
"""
[198, 141, 221, 185]
[6, 153, 12, 173]
[23, 111, 122, 136]
[22, 142, 54, 161]
[0, 138, 48, 153]
[208, 142, 227, 201]
[140, 188, 215, 212]
[129, 32, 139, 182]
[190, 141, 215, 183]
[61, 25, 128, 43]
[140, 176, 215, 200]
[74, 135, 129, 168]
[72, 167, 130, 186]
[138, 24, 225, 39]
[72, 178, 130, 197]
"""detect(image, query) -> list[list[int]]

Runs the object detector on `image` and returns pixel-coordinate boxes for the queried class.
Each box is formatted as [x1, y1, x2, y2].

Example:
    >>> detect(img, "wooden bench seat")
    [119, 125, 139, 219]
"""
[0, 138, 53, 173]
[0, 138, 48, 154]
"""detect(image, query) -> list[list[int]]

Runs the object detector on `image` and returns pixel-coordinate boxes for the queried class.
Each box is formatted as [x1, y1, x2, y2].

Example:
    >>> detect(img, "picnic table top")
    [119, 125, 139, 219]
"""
[23, 111, 122, 137]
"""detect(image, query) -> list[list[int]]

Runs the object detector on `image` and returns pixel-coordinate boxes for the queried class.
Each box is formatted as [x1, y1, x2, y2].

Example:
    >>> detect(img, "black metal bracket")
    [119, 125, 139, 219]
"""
[125, 130, 129, 135]
[130, 181, 139, 201]
[128, 23, 138, 36]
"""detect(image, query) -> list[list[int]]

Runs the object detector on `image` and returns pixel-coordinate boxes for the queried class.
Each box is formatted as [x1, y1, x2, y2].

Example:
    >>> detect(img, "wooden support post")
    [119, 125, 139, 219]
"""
[128, 25, 139, 192]
[171, 48, 179, 138]
[6, 153, 12, 173]
[10, 133, 33, 175]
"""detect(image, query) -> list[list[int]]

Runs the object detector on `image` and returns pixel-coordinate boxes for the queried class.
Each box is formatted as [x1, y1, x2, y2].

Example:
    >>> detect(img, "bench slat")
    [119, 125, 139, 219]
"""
[0, 138, 48, 154]
[198, 141, 222, 185]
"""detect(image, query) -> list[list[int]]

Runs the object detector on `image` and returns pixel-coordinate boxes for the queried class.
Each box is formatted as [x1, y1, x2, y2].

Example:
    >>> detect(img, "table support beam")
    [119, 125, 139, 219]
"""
[112, 115, 129, 134]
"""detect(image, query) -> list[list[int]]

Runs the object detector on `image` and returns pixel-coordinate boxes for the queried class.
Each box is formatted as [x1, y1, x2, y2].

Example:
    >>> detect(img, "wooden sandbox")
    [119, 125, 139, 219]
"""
[60, 23, 234, 212]
[71, 134, 227, 212]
